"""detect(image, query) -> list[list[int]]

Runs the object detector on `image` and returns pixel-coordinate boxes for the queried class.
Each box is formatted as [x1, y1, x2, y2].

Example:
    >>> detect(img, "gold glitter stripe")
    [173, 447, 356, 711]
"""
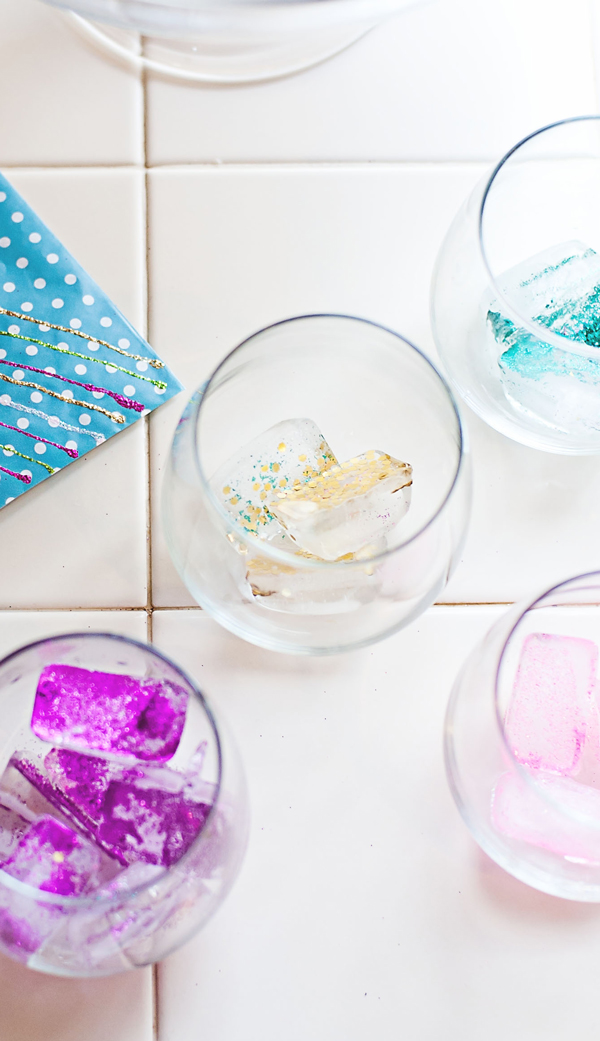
[0, 308, 163, 369]
[0, 372, 125, 424]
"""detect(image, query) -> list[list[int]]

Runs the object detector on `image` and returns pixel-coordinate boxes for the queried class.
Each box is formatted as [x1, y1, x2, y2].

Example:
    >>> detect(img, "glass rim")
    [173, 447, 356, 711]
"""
[0, 630, 223, 908]
[478, 114, 600, 363]
[191, 312, 468, 570]
[493, 569, 600, 827]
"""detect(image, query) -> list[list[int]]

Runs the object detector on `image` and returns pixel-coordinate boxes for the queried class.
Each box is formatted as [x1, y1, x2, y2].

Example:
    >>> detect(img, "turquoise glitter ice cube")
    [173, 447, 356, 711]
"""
[0, 172, 182, 507]
[486, 242, 600, 433]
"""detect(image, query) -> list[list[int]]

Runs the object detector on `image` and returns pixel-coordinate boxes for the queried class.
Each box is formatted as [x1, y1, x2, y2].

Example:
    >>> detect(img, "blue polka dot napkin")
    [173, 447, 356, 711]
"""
[0, 171, 182, 507]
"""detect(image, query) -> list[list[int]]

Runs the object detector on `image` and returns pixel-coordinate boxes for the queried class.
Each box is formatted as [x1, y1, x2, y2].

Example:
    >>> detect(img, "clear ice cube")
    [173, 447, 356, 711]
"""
[244, 541, 384, 611]
[211, 418, 337, 543]
[31, 664, 188, 762]
[492, 770, 600, 863]
[487, 242, 600, 433]
[269, 450, 412, 560]
[505, 632, 598, 775]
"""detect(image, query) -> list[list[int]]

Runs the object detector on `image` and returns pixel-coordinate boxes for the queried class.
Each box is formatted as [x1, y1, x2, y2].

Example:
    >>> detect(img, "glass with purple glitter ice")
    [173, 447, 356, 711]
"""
[0, 632, 248, 976]
[445, 571, 600, 901]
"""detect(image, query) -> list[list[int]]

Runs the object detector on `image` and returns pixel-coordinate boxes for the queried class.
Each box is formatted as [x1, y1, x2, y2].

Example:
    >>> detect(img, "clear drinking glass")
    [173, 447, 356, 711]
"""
[432, 116, 600, 455]
[446, 572, 600, 902]
[0, 632, 248, 976]
[44, 0, 430, 83]
[162, 314, 471, 655]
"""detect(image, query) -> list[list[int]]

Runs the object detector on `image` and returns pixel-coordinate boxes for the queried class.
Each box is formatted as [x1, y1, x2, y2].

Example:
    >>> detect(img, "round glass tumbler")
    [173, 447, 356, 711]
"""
[446, 572, 600, 902]
[0, 632, 248, 976]
[163, 314, 471, 655]
[432, 116, 600, 454]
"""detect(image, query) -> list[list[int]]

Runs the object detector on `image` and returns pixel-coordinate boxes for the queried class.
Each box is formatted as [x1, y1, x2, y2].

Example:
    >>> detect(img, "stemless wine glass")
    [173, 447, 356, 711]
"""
[163, 314, 471, 655]
[0, 632, 248, 976]
[446, 572, 600, 902]
[432, 116, 600, 455]
[45, 0, 430, 84]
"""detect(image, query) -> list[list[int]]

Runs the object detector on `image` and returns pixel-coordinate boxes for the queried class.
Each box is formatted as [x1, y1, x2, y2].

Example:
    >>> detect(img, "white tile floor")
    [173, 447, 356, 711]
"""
[1, 0, 600, 1036]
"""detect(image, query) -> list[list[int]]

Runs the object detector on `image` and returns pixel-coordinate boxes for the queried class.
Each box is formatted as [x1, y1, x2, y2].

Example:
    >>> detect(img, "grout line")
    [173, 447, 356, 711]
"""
[146, 159, 490, 172]
[153, 962, 160, 1041]
[142, 63, 159, 1041]
[0, 162, 146, 171]
[0, 606, 149, 612]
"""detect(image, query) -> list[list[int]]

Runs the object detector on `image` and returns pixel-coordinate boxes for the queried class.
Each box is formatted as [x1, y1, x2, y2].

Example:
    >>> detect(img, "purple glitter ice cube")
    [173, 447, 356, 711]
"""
[2, 815, 102, 897]
[31, 665, 188, 762]
[13, 750, 212, 869]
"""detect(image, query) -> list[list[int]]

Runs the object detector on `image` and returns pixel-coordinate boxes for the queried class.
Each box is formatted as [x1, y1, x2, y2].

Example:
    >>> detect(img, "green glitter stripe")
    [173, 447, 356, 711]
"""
[0, 307, 164, 369]
[0, 330, 167, 390]
[0, 442, 58, 475]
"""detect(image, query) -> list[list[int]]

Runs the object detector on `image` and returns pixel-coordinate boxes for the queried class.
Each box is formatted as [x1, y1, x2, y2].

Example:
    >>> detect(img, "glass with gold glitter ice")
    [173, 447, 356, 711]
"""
[163, 314, 470, 654]
[446, 572, 600, 901]
[0, 632, 248, 976]
[432, 116, 600, 454]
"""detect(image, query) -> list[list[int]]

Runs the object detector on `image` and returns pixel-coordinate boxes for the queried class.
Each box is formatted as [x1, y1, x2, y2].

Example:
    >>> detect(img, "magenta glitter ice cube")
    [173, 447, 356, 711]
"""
[2, 815, 102, 897]
[505, 632, 598, 775]
[13, 750, 212, 869]
[31, 664, 188, 762]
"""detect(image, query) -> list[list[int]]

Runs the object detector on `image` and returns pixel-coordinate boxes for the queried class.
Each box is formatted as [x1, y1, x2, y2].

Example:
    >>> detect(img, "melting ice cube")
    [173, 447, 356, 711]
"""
[492, 770, 600, 863]
[13, 748, 212, 869]
[505, 632, 598, 775]
[32, 664, 188, 762]
[487, 242, 600, 433]
[211, 418, 337, 543]
[269, 450, 412, 560]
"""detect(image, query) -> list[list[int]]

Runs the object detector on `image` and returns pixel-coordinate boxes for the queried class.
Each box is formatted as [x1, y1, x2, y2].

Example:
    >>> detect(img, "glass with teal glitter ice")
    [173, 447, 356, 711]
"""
[432, 116, 600, 453]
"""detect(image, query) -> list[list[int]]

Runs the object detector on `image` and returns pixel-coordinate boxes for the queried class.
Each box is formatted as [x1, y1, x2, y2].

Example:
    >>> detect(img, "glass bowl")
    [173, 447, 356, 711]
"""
[162, 313, 471, 655]
[0, 631, 248, 975]
[431, 116, 600, 455]
[446, 572, 600, 901]
[47, 0, 430, 83]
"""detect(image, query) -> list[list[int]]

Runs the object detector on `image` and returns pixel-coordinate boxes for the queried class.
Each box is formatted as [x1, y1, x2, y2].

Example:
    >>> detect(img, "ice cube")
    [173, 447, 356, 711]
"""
[269, 450, 412, 560]
[504, 632, 598, 775]
[244, 541, 384, 612]
[13, 749, 212, 869]
[2, 815, 102, 897]
[211, 418, 337, 543]
[492, 769, 600, 863]
[32, 664, 188, 762]
[486, 242, 600, 433]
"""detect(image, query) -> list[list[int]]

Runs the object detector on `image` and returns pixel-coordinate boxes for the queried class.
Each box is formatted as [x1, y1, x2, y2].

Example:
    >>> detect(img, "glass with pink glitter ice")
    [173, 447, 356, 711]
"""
[0, 632, 248, 975]
[446, 572, 600, 901]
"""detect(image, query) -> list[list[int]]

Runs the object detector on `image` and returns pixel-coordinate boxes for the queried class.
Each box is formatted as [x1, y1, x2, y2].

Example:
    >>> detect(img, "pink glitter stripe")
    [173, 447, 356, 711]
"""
[0, 359, 144, 413]
[0, 420, 78, 458]
[0, 465, 30, 484]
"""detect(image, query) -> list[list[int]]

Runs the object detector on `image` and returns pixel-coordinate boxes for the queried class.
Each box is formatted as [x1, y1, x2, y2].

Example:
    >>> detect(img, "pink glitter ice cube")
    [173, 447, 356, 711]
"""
[31, 665, 188, 762]
[505, 632, 598, 774]
[492, 770, 600, 863]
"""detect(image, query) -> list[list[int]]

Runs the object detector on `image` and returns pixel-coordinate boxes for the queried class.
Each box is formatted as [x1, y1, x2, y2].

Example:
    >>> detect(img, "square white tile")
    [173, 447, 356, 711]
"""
[0, 0, 143, 168]
[145, 0, 596, 166]
[0, 608, 148, 655]
[147, 162, 484, 605]
[0, 169, 149, 609]
[0, 953, 153, 1041]
[154, 607, 600, 1041]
